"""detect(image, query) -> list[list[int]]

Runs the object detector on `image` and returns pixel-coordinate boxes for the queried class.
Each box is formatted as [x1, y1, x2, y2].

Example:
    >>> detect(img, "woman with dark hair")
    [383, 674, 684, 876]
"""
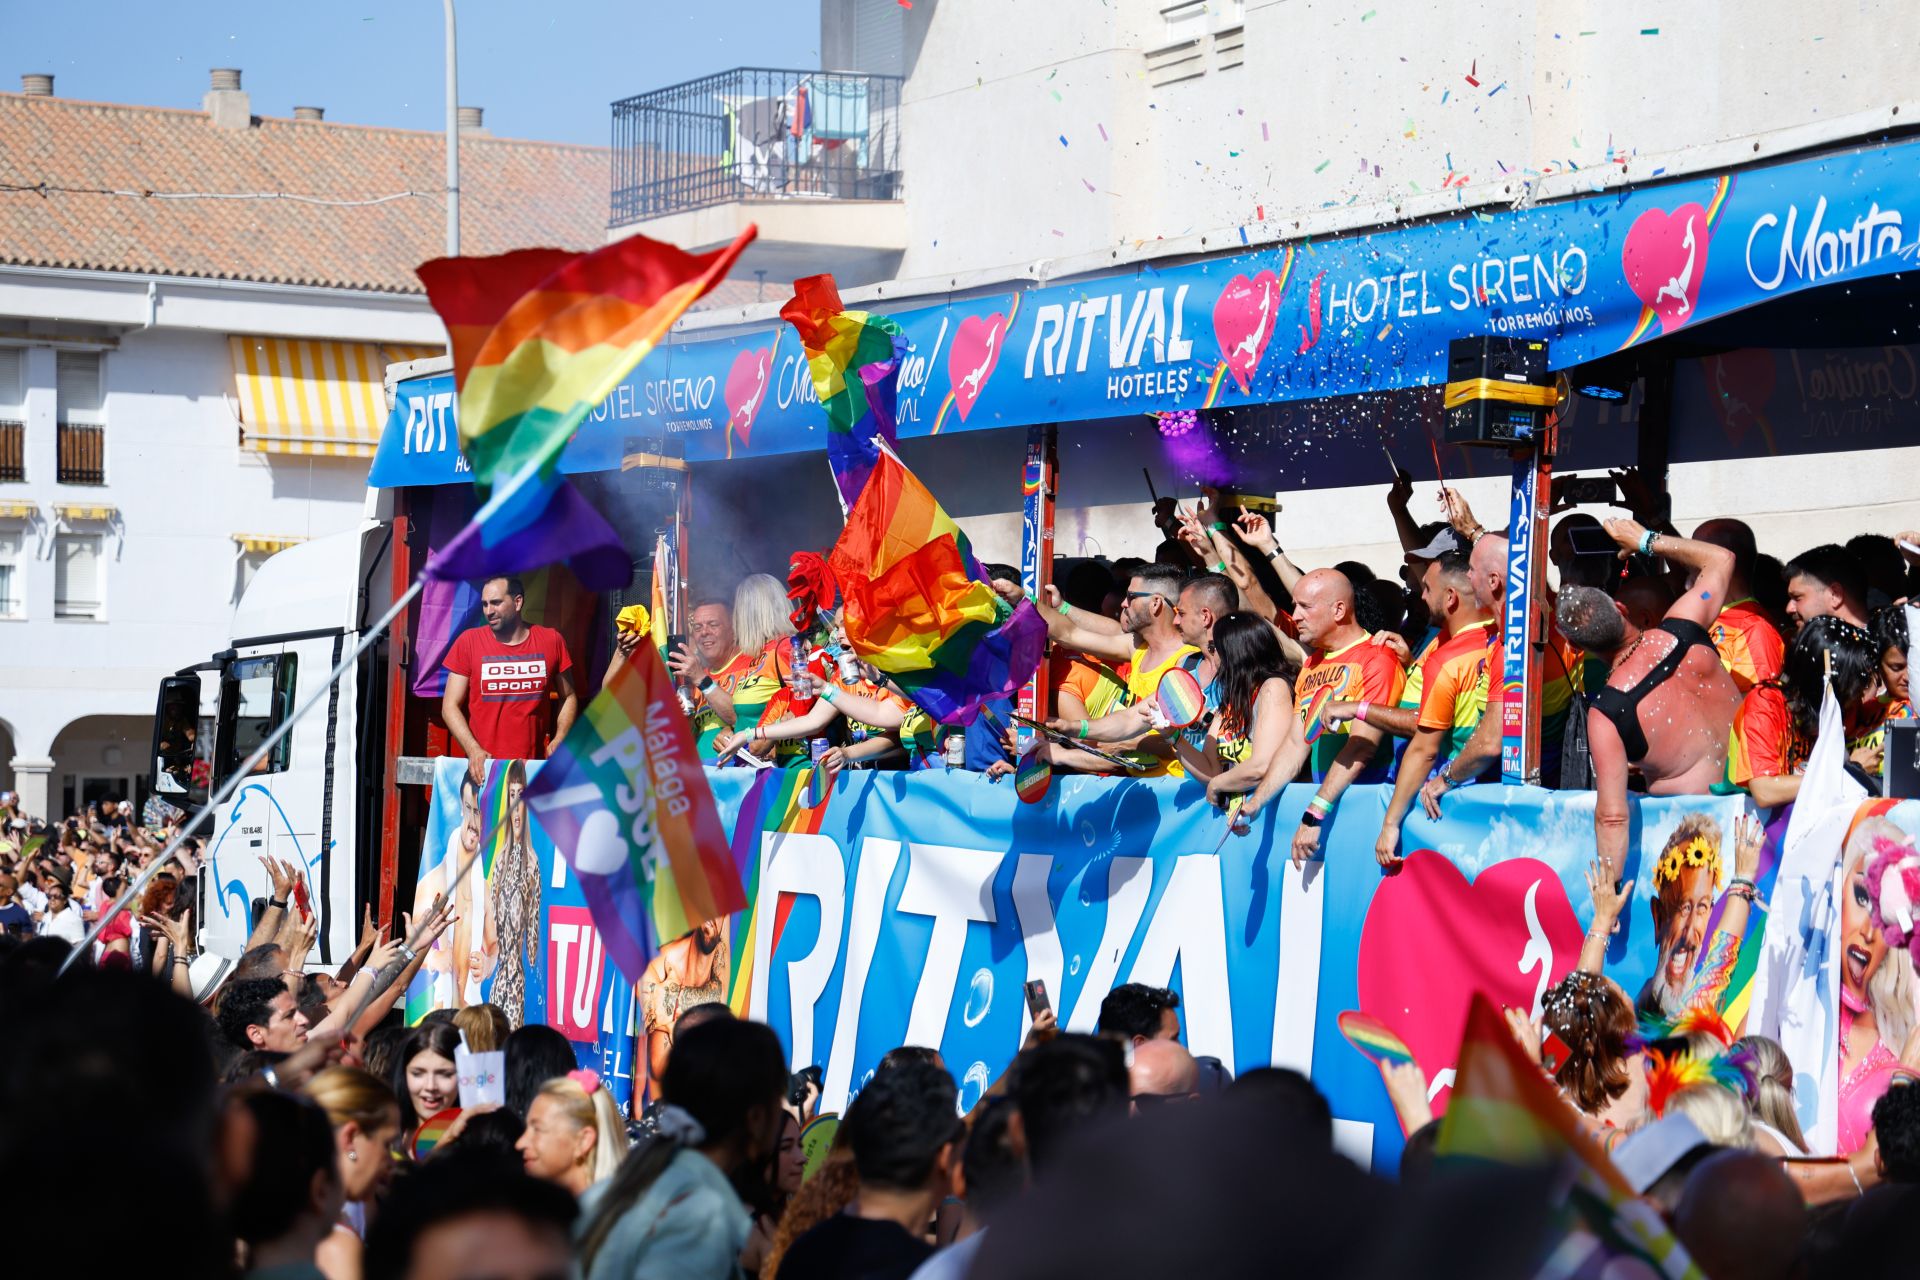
[506, 1023, 580, 1121]
[740, 1110, 807, 1276]
[391, 1022, 463, 1138]
[576, 1018, 789, 1280]
[1193, 611, 1298, 803]
[1729, 615, 1882, 807]
[1860, 605, 1912, 779]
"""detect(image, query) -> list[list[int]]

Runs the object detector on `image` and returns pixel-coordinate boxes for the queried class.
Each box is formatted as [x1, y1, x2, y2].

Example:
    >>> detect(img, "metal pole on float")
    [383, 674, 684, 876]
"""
[442, 0, 460, 256]
[1015, 424, 1059, 755]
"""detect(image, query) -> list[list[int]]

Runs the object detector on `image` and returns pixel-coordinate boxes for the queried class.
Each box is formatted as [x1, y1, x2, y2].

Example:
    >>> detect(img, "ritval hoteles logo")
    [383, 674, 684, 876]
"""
[546, 906, 606, 1043]
[946, 312, 1009, 421]
[1212, 270, 1283, 392]
[1623, 202, 1712, 333]
[724, 345, 774, 447]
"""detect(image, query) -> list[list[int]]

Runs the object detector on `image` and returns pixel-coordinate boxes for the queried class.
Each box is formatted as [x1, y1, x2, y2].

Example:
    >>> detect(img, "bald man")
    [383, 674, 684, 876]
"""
[1241, 568, 1405, 868]
[1129, 1038, 1200, 1106]
[1671, 1151, 1805, 1280]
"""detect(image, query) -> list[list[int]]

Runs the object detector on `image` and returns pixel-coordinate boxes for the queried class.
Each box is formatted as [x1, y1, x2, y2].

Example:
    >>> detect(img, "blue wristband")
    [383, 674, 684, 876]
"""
[1637, 529, 1658, 556]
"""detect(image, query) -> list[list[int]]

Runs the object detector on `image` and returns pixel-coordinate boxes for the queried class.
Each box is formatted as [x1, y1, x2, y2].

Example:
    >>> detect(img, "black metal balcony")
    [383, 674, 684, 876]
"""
[611, 67, 905, 227]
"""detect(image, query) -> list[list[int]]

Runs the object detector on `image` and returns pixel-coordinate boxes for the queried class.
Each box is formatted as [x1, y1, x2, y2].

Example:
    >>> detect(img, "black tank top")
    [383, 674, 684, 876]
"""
[1587, 618, 1714, 764]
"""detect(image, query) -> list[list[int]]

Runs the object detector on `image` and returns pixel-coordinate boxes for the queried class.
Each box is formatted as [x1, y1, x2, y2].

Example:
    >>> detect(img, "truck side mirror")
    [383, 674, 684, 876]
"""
[151, 676, 207, 808]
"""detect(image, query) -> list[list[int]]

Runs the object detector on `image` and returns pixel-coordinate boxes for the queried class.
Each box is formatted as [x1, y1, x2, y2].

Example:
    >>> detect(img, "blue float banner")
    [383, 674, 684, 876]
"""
[367, 137, 1920, 487]
[420, 753, 1890, 1169]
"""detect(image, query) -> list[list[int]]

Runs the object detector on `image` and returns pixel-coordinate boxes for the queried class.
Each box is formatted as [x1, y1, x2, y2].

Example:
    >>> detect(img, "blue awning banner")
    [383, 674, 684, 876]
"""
[374, 137, 1920, 485]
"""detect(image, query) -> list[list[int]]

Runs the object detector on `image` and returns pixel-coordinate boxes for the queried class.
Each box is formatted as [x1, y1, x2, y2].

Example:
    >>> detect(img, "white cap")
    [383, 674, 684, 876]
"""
[1611, 1113, 1709, 1193]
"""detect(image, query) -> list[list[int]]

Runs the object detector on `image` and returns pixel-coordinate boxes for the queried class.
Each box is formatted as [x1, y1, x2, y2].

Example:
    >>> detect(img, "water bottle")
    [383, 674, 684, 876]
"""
[788, 635, 816, 714]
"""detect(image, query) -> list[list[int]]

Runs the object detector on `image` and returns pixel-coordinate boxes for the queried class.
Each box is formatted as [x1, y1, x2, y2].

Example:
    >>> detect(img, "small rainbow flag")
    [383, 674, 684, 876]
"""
[781, 274, 908, 513]
[827, 452, 1046, 724]
[1438, 994, 1703, 1279]
[523, 637, 745, 982]
[416, 229, 754, 589]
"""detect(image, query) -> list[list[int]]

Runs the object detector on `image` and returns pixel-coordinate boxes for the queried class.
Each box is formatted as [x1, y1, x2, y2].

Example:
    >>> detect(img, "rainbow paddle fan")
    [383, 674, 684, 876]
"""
[1015, 747, 1052, 804]
[1337, 1010, 1415, 1069]
[412, 1107, 462, 1160]
[1155, 666, 1207, 729]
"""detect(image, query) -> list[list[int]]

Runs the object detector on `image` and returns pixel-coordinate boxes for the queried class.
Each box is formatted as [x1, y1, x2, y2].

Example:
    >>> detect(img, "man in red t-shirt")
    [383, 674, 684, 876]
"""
[442, 576, 578, 777]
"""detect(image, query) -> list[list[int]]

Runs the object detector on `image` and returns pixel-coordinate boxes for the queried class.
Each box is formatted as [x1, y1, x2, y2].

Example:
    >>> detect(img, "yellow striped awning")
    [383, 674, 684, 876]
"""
[230, 337, 440, 459]
[55, 502, 115, 522]
[0, 500, 34, 520]
[233, 533, 305, 555]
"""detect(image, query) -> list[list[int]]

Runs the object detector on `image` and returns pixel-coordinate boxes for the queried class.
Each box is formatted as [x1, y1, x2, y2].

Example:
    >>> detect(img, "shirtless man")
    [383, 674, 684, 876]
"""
[639, 919, 728, 1102]
[1555, 520, 1741, 882]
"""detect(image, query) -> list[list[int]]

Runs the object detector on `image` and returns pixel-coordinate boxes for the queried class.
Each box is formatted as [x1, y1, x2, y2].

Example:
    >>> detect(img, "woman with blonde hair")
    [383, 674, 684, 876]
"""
[303, 1066, 403, 1280]
[453, 1002, 511, 1053]
[1836, 817, 1919, 1154]
[706, 574, 807, 768]
[514, 1068, 628, 1197]
[1732, 1035, 1809, 1155]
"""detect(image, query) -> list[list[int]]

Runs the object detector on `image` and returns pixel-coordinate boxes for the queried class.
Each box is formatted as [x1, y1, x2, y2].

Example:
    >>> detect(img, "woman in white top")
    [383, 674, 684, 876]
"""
[35, 882, 86, 944]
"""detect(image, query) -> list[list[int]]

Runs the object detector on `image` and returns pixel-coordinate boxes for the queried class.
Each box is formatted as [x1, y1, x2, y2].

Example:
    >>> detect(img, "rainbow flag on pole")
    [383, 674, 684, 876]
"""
[827, 451, 1046, 724]
[523, 637, 745, 982]
[780, 274, 908, 512]
[416, 229, 754, 588]
[1438, 993, 1703, 1279]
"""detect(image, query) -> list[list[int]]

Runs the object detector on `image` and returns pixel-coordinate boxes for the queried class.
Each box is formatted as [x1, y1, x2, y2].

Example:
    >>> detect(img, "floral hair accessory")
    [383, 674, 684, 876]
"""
[567, 1068, 601, 1094]
[1867, 833, 1920, 967]
[1655, 833, 1721, 886]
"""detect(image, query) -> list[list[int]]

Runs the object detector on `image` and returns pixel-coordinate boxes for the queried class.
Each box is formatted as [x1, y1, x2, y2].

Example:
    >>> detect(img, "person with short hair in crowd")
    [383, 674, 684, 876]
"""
[1695, 518, 1788, 694]
[1096, 982, 1181, 1046]
[1129, 1038, 1200, 1108]
[906, 1094, 1023, 1280]
[222, 976, 314, 1053]
[364, 1151, 578, 1280]
[1784, 543, 1871, 629]
[232, 1087, 346, 1280]
[775, 1058, 964, 1280]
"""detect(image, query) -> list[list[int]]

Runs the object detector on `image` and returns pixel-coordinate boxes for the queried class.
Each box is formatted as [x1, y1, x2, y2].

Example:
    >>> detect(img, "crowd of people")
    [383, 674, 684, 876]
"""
[6, 465, 1920, 1279]
[4, 902, 1918, 1280]
[662, 466, 1914, 872]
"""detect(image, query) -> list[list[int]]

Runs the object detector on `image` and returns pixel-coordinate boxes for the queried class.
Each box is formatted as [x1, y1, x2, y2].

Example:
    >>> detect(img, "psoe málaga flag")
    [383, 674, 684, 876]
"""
[523, 637, 745, 981]
[415, 228, 754, 589]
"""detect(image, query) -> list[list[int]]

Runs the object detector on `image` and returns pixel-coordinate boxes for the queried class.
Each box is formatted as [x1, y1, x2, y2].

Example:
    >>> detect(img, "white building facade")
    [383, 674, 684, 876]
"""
[0, 70, 607, 819]
[624, 0, 1920, 579]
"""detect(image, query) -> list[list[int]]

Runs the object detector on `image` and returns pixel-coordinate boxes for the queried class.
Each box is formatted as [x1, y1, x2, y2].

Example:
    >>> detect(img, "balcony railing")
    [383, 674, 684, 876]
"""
[611, 67, 905, 227]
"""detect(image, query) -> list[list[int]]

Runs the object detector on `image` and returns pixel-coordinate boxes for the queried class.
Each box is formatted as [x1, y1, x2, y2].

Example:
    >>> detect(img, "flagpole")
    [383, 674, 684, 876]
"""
[57, 577, 426, 977]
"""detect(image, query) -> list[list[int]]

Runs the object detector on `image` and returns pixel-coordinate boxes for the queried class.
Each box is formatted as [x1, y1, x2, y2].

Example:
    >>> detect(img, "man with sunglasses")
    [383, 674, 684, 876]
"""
[1028, 564, 1200, 776]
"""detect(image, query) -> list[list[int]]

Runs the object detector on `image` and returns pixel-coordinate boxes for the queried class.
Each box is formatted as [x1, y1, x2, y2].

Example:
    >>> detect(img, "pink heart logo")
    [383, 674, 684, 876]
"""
[1213, 270, 1282, 392]
[1623, 203, 1711, 335]
[1356, 850, 1583, 1112]
[724, 346, 773, 447]
[946, 312, 1007, 422]
[1703, 349, 1776, 448]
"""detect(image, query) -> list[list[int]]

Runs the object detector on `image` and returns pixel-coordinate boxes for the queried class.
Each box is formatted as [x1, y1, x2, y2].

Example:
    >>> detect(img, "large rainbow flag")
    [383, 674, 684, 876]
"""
[780, 274, 908, 512]
[415, 229, 754, 588]
[827, 452, 1046, 724]
[523, 637, 746, 982]
[724, 766, 833, 1017]
[1438, 993, 1702, 1280]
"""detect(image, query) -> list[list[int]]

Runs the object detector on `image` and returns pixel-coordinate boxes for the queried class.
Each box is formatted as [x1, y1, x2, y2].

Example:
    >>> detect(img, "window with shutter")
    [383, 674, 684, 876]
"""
[0, 350, 21, 483]
[57, 351, 103, 418]
[54, 531, 103, 619]
[852, 0, 906, 74]
[0, 527, 21, 618]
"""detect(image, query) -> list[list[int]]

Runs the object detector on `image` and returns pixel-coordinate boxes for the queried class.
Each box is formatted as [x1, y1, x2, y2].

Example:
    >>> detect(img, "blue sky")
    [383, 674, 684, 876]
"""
[8, 1, 822, 146]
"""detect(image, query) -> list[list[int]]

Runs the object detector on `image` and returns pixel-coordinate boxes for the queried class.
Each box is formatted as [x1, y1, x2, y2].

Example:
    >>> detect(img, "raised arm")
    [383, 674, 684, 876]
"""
[1577, 857, 1632, 974]
[1601, 518, 1734, 630]
[1587, 707, 1633, 885]
[1234, 511, 1305, 594]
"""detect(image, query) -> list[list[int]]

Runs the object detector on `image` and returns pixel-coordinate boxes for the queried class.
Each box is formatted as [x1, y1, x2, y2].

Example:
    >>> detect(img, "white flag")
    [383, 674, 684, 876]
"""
[1748, 675, 1865, 1154]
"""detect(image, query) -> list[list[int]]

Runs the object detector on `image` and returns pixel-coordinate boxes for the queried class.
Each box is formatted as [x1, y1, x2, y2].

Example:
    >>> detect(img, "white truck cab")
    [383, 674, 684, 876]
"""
[150, 521, 403, 965]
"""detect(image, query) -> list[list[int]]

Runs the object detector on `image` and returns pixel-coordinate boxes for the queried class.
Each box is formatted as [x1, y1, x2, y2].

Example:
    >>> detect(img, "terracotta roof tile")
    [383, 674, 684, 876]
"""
[0, 92, 609, 293]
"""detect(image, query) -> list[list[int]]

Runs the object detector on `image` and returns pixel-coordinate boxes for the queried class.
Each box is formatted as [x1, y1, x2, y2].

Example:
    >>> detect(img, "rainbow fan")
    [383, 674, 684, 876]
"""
[412, 1108, 462, 1160]
[1301, 687, 1336, 744]
[1015, 748, 1052, 804]
[1155, 666, 1207, 729]
[1338, 1010, 1417, 1070]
